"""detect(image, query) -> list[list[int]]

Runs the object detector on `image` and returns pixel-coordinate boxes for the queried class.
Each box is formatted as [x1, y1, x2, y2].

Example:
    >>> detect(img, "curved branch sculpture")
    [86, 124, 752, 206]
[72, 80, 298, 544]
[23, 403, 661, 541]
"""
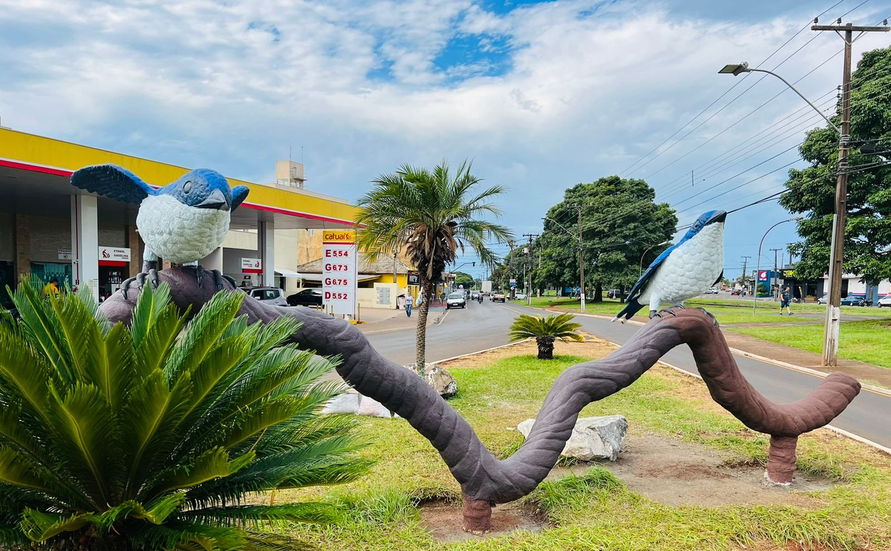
[100, 267, 861, 533]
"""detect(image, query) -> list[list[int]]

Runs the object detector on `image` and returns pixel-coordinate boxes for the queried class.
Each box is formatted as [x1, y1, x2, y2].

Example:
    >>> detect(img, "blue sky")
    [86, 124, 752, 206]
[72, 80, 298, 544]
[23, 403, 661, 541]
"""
[1, 0, 888, 283]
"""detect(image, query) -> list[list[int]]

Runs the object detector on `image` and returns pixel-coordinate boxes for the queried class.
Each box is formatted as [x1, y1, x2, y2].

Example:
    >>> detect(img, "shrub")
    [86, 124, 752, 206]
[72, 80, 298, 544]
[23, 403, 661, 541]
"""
[508, 312, 584, 359]
[0, 281, 368, 550]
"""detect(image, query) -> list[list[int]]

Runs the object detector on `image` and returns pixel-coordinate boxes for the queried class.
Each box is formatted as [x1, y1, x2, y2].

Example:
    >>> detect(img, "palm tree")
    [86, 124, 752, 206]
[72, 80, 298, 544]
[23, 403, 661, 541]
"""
[356, 161, 513, 373]
[0, 279, 368, 550]
[509, 313, 584, 359]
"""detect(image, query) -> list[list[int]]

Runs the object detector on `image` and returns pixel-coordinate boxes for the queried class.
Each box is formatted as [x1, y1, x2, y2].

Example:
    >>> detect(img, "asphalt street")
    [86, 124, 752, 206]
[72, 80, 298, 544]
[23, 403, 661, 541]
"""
[366, 299, 891, 450]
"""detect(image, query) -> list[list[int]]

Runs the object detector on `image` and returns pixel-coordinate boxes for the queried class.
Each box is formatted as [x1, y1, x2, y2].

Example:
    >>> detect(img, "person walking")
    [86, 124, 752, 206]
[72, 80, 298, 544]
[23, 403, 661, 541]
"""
[780, 286, 793, 316]
[405, 294, 413, 317]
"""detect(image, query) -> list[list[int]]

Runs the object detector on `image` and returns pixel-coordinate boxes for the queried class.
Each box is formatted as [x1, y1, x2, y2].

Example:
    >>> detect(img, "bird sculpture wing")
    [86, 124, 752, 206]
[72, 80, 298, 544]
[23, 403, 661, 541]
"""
[626, 243, 678, 303]
[70, 164, 156, 204]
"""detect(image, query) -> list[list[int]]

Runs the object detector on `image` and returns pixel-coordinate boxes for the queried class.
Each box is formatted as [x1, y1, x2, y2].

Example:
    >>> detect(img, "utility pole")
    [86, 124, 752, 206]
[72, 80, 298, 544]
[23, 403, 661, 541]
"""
[811, 20, 888, 367]
[522, 233, 539, 306]
[577, 206, 586, 313]
[741, 256, 751, 291]
[770, 248, 782, 299]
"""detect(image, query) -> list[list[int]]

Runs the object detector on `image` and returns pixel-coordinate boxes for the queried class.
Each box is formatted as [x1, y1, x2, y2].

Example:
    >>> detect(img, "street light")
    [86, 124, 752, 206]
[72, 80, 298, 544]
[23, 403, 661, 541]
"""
[718, 62, 840, 132]
[721, 61, 846, 366]
[753, 217, 801, 315]
[639, 241, 671, 276]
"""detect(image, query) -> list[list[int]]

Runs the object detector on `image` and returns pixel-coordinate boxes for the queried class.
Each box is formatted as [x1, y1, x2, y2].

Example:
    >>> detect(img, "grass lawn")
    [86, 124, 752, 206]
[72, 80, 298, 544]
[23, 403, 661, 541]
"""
[265, 342, 890, 550]
[730, 318, 891, 369]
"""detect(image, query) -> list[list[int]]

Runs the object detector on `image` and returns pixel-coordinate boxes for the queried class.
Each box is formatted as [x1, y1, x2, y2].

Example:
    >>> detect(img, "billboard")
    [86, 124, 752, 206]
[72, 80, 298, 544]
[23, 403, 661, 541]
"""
[322, 230, 358, 316]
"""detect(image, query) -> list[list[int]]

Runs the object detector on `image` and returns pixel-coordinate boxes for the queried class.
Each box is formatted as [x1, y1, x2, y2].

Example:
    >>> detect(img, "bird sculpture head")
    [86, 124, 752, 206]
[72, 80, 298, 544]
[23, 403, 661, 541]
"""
[70, 164, 250, 264]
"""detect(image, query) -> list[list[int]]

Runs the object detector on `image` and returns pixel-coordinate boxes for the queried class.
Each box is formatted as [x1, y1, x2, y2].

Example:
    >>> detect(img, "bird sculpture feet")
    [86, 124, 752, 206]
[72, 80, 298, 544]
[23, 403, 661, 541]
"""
[120, 262, 235, 300]
[120, 261, 161, 300]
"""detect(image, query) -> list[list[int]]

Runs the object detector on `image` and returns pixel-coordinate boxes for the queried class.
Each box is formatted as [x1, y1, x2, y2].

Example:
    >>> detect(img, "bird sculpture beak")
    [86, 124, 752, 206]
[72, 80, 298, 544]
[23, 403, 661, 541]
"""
[196, 188, 230, 211]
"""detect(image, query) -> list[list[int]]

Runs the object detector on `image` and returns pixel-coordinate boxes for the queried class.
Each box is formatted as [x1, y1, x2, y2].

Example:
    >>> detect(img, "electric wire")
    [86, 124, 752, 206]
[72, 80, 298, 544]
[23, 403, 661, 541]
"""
[619, 0, 848, 175]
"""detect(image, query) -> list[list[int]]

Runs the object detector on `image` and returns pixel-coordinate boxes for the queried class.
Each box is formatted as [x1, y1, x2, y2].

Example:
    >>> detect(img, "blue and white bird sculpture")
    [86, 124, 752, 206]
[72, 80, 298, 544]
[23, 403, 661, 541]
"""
[70, 164, 249, 292]
[613, 210, 726, 322]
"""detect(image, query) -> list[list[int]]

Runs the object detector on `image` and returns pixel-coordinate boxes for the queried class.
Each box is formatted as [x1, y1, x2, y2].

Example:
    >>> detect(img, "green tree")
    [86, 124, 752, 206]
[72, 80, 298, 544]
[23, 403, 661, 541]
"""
[452, 271, 475, 288]
[357, 161, 513, 373]
[781, 46, 891, 284]
[508, 313, 584, 359]
[0, 281, 368, 550]
[537, 176, 676, 301]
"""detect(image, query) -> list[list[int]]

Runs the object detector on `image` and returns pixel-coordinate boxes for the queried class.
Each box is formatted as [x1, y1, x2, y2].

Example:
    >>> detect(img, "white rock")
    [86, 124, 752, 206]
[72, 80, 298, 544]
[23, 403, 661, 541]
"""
[517, 415, 628, 461]
[357, 396, 394, 418]
[321, 393, 359, 414]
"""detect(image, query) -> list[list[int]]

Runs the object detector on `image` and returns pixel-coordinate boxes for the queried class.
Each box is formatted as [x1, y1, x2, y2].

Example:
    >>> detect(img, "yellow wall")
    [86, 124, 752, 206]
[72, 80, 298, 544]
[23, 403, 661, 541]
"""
[377, 273, 408, 288]
[0, 128, 361, 224]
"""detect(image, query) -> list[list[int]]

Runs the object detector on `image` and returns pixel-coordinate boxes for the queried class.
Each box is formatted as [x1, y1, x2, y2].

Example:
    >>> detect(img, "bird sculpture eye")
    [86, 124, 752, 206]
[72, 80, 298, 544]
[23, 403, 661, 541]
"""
[183, 181, 193, 193]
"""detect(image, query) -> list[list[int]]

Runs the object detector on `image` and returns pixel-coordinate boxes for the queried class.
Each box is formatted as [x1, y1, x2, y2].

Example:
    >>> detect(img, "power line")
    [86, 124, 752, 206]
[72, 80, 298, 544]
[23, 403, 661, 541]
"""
[620, 0, 848, 176]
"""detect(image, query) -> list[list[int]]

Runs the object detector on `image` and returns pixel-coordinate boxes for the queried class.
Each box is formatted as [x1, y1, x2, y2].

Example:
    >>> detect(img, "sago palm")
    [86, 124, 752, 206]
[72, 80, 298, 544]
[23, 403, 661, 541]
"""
[0, 280, 368, 550]
[356, 160, 513, 373]
[509, 313, 584, 359]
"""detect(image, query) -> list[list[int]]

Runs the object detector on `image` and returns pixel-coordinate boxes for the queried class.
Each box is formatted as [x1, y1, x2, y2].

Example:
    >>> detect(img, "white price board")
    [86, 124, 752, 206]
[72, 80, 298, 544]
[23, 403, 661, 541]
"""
[322, 230, 358, 316]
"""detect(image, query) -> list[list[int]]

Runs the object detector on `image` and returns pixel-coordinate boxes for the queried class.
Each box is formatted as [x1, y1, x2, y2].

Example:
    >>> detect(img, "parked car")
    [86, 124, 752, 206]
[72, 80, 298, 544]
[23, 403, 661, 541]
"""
[491, 291, 506, 303]
[878, 295, 891, 308]
[514, 292, 527, 300]
[607, 288, 624, 299]
[286, 288, 324, 307]
[704, 287, 719, 294]
[842, 294, 870, 306]
[818, 293, 871, 306]
[247, 287, 288, 307]
[731, 289, 742, 296]
[446, 291, 466, 309]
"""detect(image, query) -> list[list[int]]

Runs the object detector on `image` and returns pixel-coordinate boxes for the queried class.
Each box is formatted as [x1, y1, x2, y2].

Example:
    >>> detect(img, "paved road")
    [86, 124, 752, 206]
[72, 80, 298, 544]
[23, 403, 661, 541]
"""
[367, 300, 890, 450]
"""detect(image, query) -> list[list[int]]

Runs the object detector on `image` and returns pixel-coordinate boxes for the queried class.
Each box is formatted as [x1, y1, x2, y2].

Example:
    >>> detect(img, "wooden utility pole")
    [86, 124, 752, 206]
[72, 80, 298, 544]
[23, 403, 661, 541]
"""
[811, 21, 888, 367]
[741, 256, 751, 291]
[522, 233, 539, 305]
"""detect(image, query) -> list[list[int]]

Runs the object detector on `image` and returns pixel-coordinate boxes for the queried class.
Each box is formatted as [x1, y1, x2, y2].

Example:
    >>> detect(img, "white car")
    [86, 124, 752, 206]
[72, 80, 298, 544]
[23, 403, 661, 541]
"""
[247, 287, 288, 307]
[514, 292, 527, 300]
[878, 295, 891, 308]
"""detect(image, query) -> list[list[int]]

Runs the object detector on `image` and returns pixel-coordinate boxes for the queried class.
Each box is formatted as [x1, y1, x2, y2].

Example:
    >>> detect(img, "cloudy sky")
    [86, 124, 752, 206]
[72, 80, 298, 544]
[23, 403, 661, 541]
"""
[2, 0, 889, 283]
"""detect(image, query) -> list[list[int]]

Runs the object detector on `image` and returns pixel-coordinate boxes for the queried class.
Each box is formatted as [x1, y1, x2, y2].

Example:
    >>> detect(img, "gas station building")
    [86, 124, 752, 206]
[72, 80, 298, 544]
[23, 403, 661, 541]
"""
[0, 127, 361, 303]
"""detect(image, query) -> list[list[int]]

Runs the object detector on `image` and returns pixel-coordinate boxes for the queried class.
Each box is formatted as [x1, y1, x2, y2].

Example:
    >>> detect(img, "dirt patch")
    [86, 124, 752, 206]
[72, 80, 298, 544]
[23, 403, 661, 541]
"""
[439, 332, 616, 369]
[418, 500, 547, 543]
[552, 434, 835, 508]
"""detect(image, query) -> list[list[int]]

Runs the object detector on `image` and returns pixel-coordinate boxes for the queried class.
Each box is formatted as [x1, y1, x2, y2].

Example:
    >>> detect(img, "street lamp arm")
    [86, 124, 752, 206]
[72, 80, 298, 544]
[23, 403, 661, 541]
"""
[745, 68, 841, 132]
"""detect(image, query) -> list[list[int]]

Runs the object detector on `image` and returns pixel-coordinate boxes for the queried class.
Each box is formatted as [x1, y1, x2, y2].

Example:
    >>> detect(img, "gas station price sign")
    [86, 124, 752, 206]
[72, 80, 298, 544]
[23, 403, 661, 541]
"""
[322, 230, 358, 316]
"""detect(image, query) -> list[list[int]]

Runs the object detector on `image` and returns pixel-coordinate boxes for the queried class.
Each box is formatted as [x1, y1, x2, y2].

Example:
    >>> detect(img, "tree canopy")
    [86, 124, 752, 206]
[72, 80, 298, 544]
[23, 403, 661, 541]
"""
[781, 46, 891, 284]
[535, 176, 677, 300]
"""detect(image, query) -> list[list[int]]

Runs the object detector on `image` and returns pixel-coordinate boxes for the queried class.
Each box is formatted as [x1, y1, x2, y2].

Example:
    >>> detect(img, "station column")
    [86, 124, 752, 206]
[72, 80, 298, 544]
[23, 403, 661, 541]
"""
[259, 219, 275, 287]
[71, 194, 99, 300]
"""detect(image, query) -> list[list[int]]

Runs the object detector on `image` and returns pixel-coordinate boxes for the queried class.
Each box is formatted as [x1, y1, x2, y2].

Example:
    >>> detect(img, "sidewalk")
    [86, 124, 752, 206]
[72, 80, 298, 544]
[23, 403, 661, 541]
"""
[357, 305, 447, 333]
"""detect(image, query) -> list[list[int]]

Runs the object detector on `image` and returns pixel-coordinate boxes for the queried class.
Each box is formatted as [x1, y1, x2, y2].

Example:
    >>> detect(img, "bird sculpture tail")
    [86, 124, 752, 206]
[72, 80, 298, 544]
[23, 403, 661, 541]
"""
[612, 299, 644, 323]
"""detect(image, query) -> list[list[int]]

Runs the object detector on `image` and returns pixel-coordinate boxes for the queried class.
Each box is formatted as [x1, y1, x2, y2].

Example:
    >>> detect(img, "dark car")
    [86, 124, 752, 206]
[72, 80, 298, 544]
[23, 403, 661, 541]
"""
[287, 288, 324, 307]
[841, 294, 870, 306]
[607, 288, 625, 299]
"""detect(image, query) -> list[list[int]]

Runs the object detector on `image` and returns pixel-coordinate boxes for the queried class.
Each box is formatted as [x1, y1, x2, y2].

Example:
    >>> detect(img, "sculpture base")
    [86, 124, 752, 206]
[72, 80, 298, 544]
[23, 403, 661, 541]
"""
[462, 494, 493, 534]
[765, 435, 798, 484]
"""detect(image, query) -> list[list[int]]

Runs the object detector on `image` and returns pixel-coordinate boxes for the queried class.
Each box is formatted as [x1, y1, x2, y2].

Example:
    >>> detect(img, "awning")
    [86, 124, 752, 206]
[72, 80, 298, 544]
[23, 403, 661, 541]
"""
[274, 268, 303, 278]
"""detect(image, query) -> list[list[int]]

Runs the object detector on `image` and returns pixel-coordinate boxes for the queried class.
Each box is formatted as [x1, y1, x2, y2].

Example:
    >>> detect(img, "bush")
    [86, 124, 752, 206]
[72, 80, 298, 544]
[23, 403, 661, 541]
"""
[509, 312, 584, 359]
[0, 281, 369, 550]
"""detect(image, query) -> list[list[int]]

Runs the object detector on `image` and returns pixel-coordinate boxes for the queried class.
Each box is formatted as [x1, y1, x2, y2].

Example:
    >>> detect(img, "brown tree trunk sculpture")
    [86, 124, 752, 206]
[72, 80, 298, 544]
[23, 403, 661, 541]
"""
[100, 268, 861, 534]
